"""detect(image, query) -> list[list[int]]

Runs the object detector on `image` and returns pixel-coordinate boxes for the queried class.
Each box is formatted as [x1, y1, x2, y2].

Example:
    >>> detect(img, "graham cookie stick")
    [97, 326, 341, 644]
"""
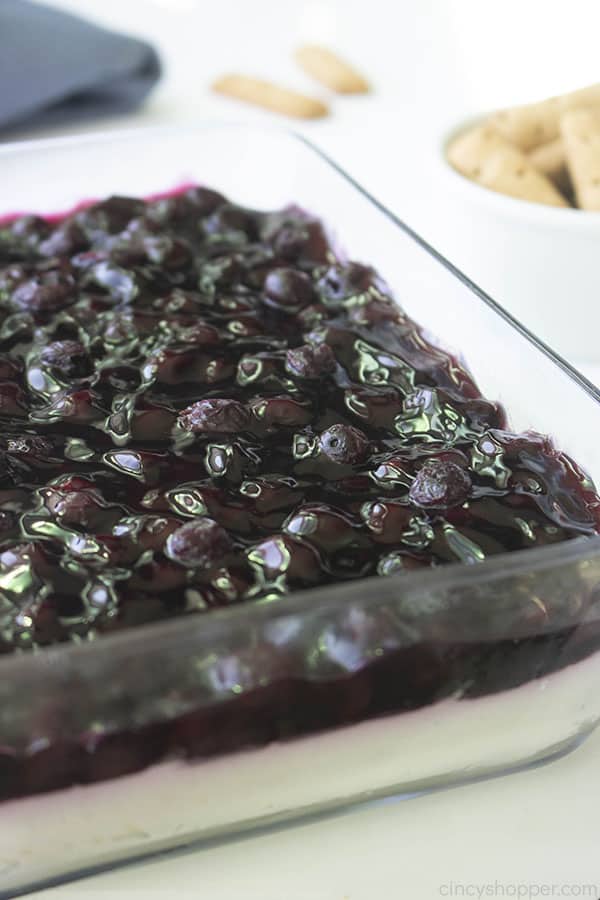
[212, 75, 329, 119]
[528, 137, 570, 194]
[561, 108, 600, 210]
[447, 125, 568, 207]
[529, 137, 565, 177]
[295, 46, 369, 94]
[490, 82, 600, 152]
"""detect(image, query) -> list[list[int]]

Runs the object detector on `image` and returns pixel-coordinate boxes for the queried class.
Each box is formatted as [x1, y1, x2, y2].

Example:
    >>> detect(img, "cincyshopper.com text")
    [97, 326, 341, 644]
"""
[439, 882, 599, 898]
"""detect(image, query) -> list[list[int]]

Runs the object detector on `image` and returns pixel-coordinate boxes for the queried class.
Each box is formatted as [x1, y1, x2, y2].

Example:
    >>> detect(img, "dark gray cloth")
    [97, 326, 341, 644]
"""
[0, 1, 161, 133]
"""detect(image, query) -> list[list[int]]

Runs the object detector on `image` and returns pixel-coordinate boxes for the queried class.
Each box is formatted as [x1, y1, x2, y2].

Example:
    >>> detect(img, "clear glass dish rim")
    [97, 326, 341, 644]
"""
[1, 120, 599, 674]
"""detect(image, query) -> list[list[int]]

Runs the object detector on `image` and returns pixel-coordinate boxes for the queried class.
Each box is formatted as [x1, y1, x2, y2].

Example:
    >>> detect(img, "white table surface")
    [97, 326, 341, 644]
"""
[18, 1, 600, 896]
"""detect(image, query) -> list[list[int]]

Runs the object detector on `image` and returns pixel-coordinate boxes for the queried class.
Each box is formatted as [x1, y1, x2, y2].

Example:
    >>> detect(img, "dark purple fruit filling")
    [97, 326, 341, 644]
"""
[1, 186, 600, 800]
[0, 189, 598, 645]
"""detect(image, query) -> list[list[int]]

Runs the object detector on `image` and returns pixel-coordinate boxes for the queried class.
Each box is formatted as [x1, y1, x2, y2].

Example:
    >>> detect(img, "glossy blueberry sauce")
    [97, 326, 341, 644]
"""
[1, 187, 599, 799]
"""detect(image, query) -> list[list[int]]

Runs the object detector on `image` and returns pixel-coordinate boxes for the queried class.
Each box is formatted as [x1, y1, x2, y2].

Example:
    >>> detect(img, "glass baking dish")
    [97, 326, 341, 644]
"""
[2, 125, 600, 898]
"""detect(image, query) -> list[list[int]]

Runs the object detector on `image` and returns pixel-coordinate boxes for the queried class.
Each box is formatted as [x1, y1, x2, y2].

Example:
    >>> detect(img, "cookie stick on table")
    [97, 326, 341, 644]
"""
[212, 75, 329, 119]
[295, 46, 370, 94]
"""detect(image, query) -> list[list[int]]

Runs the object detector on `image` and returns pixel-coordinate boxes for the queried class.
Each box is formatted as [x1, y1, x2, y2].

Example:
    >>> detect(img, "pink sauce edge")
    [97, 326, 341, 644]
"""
[0, 182, 199, 227]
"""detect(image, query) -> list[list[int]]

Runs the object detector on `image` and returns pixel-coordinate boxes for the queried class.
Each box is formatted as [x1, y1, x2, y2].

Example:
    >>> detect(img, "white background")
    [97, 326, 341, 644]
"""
[18, 1, 600, 896]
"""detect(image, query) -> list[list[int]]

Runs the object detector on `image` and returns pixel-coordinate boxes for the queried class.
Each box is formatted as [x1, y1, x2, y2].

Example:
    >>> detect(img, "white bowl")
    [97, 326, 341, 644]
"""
[433, 119, 600, 365]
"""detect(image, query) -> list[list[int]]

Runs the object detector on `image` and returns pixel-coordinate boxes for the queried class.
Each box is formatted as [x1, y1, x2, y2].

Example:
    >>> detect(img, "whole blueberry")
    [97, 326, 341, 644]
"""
[40, 341, 92, 379]
[7, 216, 50, 256]
[409, 459, 472, 509]
[165, 518, 232, 569]
[250, 395, 312, 428]
[316, 262, 375, 306]
[285, 343, 336, 379]
[0, 510, 16, 534]
[264, 268, 314, 310]
[203, 204, 259, 240]
[39, 222, 87, 258]
[11, 271, 75, 313]
[11, 216, 49, 242]
[85, 260, 137, 303]
[271, 221, 309, 259]
[75, 196, 145, 241]
[178, 398, 251, 434]
[102, 314, 137, 345]
[45, 487, 104, 527]
[319, 424, 369, 464]
[186, 186, 226, 215]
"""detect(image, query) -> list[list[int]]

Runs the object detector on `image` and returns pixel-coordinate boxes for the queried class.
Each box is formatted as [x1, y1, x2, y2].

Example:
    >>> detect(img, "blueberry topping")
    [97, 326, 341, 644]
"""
[0, 184, 599, 805]
[0, 189, 594, 647]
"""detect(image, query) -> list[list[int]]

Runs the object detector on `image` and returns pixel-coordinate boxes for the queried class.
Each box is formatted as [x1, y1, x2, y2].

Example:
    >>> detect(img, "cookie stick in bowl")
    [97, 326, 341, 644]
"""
[528, 137, 570, 194]
[561, 108, 600, 211]
[489, 82, 600, 151]
[447, 125, 569, 207]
